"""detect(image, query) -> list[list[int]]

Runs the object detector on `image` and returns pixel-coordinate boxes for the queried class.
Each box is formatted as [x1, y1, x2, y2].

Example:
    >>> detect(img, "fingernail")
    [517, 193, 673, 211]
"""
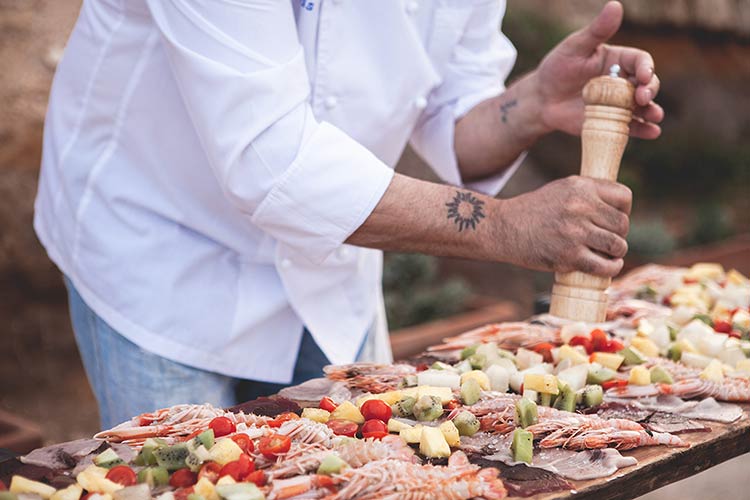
[643, 89, 652, 102]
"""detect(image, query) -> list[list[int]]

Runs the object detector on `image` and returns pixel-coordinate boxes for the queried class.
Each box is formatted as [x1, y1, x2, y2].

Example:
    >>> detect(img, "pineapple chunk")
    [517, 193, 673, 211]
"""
[630, 337, 660, 358]
[736, 359, 750, 372]
[356, 390, 403, 407]
[10, 476, 57, 499]
[301, 408, 330, 423]
[557, 345, 588, 365]
[636, 319, 655, 337]
[215, 475, 237, 487]
[387, 419, 413, 433]
[700, 359, 725, 382]
[399, 425, 423, 444]
[193, 477, 219, 500]
[51, 484, 83, 500]
[591, 352, 625, 371]
[523, 373, 559, 395]
[684, 263, 725, 282]
[727, 269, 749, 286]
[416, 386, 453, 404]
[419, 426, 451, 458]
[208, 438, 244, 465]
[76, 466, 123, 495]
[629, 366, 651, 386]
[676, 338, 698, 354]
[439, 421, 460, 447]
[670, 285, 710, 309]
[330, 401, 365, 424]
[460, 370, 490, 391]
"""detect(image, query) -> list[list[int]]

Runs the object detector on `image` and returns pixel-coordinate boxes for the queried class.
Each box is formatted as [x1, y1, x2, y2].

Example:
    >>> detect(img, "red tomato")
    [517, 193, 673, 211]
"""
[606, 339, 625, 353]
[245, 470, 267, 487]
[173, 487, 194, 500]
[729, 330, 743, 339]
[319, 397, 338, 413]
[590, 329, 609, 352]
[569, 336, 593, 354]
[714, 320, 732, 333]
[531, 342, 555, 363]
[360, 399, 392, 423]
[269, 412, 300, 428]
[444, 399, 461, 410]
[198, 462, 222, 483]
[230, 433, 254, 454]
[662, 295, 672, 307]
[105, 465, 137, 487]
[0, 480, 6, 491]
[325, 419, 358, 437]
[601, 379, 628, 391]
[415, 363, 429, 372]
[361, 419, 388, 439]
[169, 468, 198, 489]
[219, 454, 255, 481]
[208, 416, 236, 437]
[258, 433, 292, 459]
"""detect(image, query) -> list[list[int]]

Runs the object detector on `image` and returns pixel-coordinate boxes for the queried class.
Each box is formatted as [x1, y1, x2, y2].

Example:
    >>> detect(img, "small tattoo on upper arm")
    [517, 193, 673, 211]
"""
[446, 191, 485, 232]
[500, 98, 518, 123]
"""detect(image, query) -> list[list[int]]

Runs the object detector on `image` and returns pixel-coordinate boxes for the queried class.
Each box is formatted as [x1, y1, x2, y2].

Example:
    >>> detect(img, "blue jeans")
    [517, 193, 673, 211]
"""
[65, 277, 331, 430]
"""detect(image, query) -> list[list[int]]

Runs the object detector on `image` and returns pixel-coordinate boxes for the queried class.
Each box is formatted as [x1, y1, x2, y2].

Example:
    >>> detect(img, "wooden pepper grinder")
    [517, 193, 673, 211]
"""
[549, 64, 635, 323]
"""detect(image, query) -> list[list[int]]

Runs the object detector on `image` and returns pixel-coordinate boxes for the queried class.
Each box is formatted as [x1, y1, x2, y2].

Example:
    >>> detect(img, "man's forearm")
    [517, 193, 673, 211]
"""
[454, 71, 550, 182]
[346, 173, 508, 263]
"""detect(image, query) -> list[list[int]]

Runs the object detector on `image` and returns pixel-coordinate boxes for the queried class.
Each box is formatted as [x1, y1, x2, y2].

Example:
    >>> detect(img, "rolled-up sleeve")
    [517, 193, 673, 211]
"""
[409, 0, 523, 196]
[145, 0, 394, 264]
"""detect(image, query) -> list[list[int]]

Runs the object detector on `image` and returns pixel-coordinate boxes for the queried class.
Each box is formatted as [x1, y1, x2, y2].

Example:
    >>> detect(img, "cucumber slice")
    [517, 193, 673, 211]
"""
[667, 343, 682, 361]
[215, 483, 265, 500]
[510, 428, 533, 464]
[137, 466, 170, 487]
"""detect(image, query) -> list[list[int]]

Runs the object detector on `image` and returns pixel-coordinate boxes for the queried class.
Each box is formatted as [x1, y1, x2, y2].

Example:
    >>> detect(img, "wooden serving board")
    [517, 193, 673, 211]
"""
[524, 404, 750, 500]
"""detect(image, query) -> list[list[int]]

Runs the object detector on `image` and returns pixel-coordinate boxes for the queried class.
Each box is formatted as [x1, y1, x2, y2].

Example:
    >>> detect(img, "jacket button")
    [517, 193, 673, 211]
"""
[337, 247, 350, 259]
[414, 96, 428, 110]
[324, 96, 338, 109]
[280, 259, 292, 269]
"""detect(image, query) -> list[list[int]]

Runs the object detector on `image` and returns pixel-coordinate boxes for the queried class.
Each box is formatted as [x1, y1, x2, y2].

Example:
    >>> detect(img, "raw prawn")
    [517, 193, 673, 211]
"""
[428, 323, 560, 353]
[324, 363, 416, 393]
[540, 427, 687, 450]
[660, 378, 750, 402]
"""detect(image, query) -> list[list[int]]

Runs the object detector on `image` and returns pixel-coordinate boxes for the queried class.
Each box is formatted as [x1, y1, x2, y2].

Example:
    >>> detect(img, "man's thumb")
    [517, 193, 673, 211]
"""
[561, 1, 623, 56]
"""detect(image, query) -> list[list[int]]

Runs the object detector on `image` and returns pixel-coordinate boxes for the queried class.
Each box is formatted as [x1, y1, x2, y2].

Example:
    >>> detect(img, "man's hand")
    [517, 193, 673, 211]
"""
[495, 176, 631, 277]
[535, 0, 663, 139]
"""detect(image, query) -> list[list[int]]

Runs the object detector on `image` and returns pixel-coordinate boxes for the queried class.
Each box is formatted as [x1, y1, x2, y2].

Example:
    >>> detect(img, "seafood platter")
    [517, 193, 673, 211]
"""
[2, 263, 749, 500]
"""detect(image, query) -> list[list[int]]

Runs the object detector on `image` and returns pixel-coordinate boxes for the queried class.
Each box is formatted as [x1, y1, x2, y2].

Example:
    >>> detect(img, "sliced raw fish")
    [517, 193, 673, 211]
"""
[226, 396, 300, 417]
[606, 384, 661, 399]
[21, 439, 105, 470]
[677, 397, 744, 423]
[468, 455, 573, 497]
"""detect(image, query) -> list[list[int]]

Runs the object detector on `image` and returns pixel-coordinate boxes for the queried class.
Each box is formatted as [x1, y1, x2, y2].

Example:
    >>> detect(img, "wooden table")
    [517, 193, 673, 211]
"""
[528, 404, 750, 500]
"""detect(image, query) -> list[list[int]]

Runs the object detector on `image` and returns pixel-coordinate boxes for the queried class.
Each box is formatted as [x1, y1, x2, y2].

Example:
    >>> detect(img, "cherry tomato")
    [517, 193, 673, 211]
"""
[245, 470, 267, 487]
[601, 379, 629, 391]
[729, 330, 743, 339]
[173, 487, 195, 500]
[360, 419, 388, 439]
[606, 339, 625, 353]
[208, 416, 236, 437]
[319, 397, 338, 413]
[714, 320, 732, 333]
[590, 329, 609, 352]
[219, 453, 255, 481]
[662, 295, 672, 307]
[230, 433, 255, 454]
[360, 399, 392, 423]
[198, 461, 222, 483]
[444, 399, 461, 410]
[531, 342, 555, 363]
[415, 363, 429, 372]
[569, 336, 593, 354]
[169, 468, 198, 489]
[325, 419, 358, 438]
[269, 412, 300, 428]
[105, 465, 137, 487]
[258, 433, 292, 459]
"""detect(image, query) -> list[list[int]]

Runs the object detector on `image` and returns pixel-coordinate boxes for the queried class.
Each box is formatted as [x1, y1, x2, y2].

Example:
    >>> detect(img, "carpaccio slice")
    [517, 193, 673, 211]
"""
[225, 396, 301, 417]
[469, 455, 573, 497]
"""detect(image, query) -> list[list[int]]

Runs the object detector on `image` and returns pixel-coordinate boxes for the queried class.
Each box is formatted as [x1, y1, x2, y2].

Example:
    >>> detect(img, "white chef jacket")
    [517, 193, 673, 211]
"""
[34, 0, 522, 383]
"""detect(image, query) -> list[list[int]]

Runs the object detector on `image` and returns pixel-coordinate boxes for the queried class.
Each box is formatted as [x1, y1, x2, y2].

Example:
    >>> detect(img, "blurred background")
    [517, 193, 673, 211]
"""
[0, 1, 748, 498]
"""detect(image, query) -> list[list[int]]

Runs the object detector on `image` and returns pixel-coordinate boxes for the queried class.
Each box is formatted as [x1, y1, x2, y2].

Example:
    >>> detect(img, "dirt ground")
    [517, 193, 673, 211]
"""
[0, 0, 747, 498]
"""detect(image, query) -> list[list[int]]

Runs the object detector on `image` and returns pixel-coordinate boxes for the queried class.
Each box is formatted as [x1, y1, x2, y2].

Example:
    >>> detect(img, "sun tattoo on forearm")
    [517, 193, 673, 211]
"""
[446, 191, 485, 232]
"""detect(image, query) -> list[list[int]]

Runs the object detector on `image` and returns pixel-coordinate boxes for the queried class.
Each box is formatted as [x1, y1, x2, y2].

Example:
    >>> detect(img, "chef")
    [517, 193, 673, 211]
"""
[35, 0, 661, 428]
